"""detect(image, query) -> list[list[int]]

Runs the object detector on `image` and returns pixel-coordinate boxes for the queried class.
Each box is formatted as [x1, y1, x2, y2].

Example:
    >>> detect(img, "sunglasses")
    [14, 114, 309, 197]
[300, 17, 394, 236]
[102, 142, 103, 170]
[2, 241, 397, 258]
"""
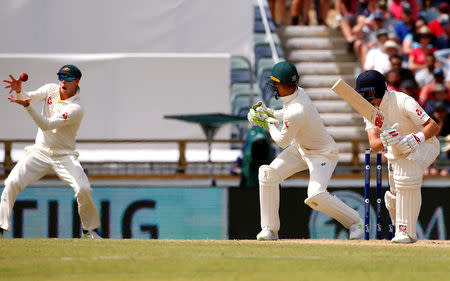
[58, 74, 75, 82]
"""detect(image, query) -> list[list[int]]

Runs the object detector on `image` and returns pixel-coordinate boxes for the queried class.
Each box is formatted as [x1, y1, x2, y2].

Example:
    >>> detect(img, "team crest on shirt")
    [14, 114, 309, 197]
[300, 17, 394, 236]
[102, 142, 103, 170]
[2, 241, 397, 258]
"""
[47, 97, 52, 105]
[62, 112, 69, 120]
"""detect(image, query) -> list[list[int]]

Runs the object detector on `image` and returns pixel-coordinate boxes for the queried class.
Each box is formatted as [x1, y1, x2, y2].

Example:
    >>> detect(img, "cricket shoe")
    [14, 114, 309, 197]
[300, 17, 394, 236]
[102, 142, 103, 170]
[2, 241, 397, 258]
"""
[0, 228, 4, 238]
[256, 228, 278, 241]
[81, 230, 102, 239]
[392, 231, 416, 244]
[349, 218, 364, 240]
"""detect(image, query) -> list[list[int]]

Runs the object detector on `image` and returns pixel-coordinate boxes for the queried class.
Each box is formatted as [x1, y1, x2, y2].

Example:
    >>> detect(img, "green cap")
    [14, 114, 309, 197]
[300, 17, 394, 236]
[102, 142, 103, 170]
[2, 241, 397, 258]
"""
[270, 61, 299, 84]
[57, 64, 82, 79]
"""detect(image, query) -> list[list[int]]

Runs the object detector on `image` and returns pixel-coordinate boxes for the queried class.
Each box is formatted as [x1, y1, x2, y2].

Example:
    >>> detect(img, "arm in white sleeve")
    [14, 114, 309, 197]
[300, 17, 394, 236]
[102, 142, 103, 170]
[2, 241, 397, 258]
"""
[267, 113, 301, 148]
[273, 109, 283, 120]
[18, 83, 59, 105]
[25, 104, 83, 131]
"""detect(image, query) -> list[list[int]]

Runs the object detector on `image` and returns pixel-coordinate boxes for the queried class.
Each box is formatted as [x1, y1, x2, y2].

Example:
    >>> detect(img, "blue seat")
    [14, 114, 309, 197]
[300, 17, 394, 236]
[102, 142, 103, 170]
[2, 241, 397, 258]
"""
[231, 70, 252, 84]
[254, 20, 276, 33]
[254, 45, 284, 72]
[254, 6, 273, 21]
[254, 33, 281, 47]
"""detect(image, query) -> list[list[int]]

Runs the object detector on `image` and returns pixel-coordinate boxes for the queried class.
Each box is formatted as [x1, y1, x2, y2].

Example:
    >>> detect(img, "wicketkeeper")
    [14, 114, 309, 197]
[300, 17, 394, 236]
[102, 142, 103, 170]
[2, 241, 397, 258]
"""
[248, 61, 364, 240]
[0, 65, 101, 239]
[355, 70, 440, 243]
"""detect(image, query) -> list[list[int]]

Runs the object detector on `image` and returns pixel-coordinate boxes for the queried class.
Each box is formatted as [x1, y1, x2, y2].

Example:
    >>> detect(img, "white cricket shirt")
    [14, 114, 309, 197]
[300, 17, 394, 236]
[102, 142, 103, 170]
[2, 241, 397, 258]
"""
[364, 90, 439, 158]
[268, 87, 338, 156]
[19, 83, 84, 155]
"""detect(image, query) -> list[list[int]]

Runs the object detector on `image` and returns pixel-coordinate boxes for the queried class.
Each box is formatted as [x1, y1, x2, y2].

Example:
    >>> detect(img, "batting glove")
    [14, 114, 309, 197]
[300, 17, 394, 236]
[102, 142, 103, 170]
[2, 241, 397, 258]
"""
[380, 123, 401, 148]
[393, 133, 423, 154]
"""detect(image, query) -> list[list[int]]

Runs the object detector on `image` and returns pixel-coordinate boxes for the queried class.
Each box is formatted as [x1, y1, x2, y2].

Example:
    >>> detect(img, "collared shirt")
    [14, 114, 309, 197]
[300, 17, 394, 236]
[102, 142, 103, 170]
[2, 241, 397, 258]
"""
[19, 83, 84, 154]
[267, 87, 337, 156]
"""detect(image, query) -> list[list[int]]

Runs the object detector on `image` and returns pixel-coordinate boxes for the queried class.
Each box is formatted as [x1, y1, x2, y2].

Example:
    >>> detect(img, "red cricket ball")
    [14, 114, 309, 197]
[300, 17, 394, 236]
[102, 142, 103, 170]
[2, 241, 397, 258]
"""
[19, 73, 28, 82]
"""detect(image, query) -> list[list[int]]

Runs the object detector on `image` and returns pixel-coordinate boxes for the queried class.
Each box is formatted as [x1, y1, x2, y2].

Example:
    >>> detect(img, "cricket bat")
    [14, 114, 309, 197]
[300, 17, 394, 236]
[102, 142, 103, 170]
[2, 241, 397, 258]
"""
[331, 79, 388, 130]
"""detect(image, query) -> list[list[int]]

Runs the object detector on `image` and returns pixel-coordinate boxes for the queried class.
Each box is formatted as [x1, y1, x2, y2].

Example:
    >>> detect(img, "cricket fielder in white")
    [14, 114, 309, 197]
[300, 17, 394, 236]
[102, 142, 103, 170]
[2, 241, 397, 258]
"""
[248, 61, 363, 240]
[0, 65, 101, 239]
[355, 70, 440, 243]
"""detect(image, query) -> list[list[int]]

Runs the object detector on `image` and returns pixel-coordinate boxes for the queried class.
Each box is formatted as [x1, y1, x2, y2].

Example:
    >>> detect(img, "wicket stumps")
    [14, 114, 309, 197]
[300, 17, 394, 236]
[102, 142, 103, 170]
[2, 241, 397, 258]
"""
[364, 149, 395, 240]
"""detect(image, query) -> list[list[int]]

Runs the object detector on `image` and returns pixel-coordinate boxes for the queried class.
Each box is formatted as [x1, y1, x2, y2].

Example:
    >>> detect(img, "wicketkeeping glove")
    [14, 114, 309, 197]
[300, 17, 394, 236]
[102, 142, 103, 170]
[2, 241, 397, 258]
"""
[247, 108, 269, 129]
[252, 101, 277, 119]
[380, 123, 401, 148]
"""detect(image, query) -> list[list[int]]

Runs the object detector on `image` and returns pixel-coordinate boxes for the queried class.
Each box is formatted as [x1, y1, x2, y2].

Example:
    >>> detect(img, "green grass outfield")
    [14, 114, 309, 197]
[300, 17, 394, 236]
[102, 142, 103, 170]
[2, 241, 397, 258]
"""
[1, 239, 450, 281]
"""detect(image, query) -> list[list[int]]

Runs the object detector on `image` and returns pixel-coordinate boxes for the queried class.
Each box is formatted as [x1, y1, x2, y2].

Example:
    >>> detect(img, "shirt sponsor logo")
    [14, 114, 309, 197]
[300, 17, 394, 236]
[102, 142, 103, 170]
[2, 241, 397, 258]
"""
[47, 97, 52, 105]
[374, 112, 384, 128]
[399, 224, 407, 232]
[62, 112, 69, 120]
[416, 109, 422, 116]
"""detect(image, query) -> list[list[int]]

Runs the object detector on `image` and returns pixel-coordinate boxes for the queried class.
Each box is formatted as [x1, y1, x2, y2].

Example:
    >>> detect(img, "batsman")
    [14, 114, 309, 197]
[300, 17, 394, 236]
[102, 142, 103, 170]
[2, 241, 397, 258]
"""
[248, 61, 364, 240]
[354, 70, 440, 243]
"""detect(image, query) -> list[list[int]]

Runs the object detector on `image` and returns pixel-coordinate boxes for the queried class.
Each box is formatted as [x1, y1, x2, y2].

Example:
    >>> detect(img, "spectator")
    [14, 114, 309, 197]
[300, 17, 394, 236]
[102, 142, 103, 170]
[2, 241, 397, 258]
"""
[389, 54, 417, 85]
[434, 14, 450, 50]
[408, 26, 437, 72]
[363, 11, 396, 50]
[401, 79, 421, 102]
[395, 3, 416, 43]
[424, 83, 450, 116]
[317, 0, 332, 26]
[378, 0, 400, 38]
[352, 0, 379, 39]
[419, 67, 447, 106]
[365, 39, 401, 73]
[434, 49, 450, 88]
[428, 3, 449, 38]
[415, 53, 438, 88]
[335, 0, 358, 51]
[431, 100, 450, 137]
[424, 87, 450, 177]
[268, 0, 286, 26]
[402, 16, 427, 55]
[425, 101, 450, 177]
[385, 69, 403, 91]
[390, 0, 419, 21]
[291, 0, 312, 25]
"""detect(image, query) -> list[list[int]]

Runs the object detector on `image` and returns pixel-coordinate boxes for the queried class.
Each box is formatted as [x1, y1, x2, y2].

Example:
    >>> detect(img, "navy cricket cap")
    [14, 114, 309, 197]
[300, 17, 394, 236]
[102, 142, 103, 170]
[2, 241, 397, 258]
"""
[433, 68, 444, 77]
[57, 64, 82, 79]
[355, 70, 387, 101]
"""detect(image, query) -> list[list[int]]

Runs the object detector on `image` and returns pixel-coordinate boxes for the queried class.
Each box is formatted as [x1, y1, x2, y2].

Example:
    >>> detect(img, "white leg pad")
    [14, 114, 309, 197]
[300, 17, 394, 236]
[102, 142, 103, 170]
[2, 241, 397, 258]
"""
[304, 192, 360, 229]
[384, 191, 396, 226]
[392, 159, 423, 240]
[258, 165, 281, 232]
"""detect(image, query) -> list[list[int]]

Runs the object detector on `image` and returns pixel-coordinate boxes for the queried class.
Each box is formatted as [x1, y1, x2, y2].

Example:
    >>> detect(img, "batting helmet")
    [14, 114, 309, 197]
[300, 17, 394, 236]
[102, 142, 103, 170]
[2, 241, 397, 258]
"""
[355, 70, 387, 102]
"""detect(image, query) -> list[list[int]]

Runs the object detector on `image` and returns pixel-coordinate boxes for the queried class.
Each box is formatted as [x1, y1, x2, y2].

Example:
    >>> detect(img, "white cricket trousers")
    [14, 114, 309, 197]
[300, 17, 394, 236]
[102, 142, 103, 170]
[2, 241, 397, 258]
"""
[0, 148, 100, 232]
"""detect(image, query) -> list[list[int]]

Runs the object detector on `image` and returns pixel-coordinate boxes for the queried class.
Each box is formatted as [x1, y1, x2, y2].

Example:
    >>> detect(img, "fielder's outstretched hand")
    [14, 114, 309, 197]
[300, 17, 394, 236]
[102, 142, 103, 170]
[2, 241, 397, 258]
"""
[3, 74, 22, 94]
[8, 94, 30, 107]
